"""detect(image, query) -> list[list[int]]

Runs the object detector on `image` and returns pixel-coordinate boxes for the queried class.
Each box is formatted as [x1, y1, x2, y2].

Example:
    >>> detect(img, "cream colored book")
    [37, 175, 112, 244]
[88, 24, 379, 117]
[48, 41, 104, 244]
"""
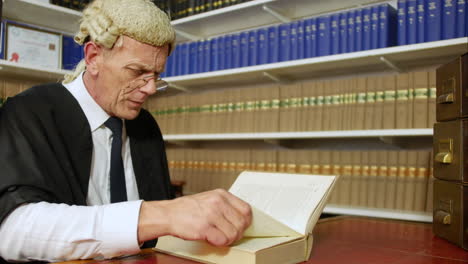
[155, 171, 337, 264]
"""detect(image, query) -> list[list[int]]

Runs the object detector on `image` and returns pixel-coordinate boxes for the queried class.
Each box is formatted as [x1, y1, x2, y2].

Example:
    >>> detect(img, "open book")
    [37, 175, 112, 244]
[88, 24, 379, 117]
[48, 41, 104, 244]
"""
[154, 171, 337, 264]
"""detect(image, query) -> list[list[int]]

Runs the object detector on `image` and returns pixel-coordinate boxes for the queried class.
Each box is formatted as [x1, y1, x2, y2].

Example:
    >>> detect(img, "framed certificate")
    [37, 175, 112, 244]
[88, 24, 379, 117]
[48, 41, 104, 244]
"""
[5, 22, 62, 69]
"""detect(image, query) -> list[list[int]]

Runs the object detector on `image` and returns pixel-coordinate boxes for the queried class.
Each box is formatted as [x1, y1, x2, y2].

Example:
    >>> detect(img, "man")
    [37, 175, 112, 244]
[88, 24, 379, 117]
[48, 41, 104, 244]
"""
[0, 0, 251, 262]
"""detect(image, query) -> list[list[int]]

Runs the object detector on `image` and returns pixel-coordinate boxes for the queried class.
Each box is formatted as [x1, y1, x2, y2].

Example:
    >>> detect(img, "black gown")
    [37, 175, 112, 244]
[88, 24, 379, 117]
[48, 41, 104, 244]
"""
[0, 83, 174, 262]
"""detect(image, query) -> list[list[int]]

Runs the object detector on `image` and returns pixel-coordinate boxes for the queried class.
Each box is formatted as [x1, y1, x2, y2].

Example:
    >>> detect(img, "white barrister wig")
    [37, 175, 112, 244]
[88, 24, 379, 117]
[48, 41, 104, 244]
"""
[64, 0, 176, 83]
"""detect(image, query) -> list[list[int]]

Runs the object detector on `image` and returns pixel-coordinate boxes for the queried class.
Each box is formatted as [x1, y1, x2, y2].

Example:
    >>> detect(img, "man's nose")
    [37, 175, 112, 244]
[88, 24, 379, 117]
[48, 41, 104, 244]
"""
[140, 78, 157, 95]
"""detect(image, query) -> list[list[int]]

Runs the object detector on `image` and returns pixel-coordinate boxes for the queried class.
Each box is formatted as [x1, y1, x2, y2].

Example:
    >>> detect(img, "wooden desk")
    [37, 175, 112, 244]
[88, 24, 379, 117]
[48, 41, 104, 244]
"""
[59, 216, 468, 264]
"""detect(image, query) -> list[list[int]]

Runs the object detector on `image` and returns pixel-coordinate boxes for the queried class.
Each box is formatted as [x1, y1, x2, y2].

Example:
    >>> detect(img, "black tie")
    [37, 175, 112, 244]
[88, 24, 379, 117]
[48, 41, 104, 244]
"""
[105, 117, 127, 203]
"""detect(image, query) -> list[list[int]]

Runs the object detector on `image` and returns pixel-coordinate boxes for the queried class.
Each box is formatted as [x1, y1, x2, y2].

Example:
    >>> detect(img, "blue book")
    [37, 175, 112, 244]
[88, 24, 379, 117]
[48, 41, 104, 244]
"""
[172, 44, 180, 76]
[197, 40, 204, 73]
[379, 4, 398, 48]
[210, 38, 219, 71]
[224, 35, 232, 69]
[339, 12, 348, 53]
[297, 20, 305, 59]
[304, 18, 318, 58]
[218, 36, 225, 70]
[398, 0, 407, 45]
[456, 0, 466, 37]
[231, 33, 241, 68]
[240, 31, 249, 67]
[426, 0, 442, 42]
[318, 15, 331, 56]
[354, 9, 363, 51]
[442, 0, 457, 39]
[165, 47, 175, 77]
[417, 0, 426, 43]
[279, 23, 291, 61]
[203, 40, 211, 72]
[371, 6, 380, 49]
[347, 10, 356, 52]
[257, 28, 268, 65]
[289, 21, 299, 60]
[362, 7, 372, 50]
[62, 35, 74, 70]
[188, 41, 198, 74]
[407, 0, 418, 44]
[182, 42, 190, 75]
[248, 30, 258, 66]
[268, 25, 280, 63]
[331, 13, 340, 54]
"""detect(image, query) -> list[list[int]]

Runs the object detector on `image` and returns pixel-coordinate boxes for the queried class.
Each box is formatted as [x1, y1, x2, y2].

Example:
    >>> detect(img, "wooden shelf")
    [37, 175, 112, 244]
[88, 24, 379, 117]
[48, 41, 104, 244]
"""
[0, 59, 71, 82]
[324, 205, 433, 222]
[172, 0, 396, 42]
[165, 38, 468, 91]
[3, 0, 82, 34]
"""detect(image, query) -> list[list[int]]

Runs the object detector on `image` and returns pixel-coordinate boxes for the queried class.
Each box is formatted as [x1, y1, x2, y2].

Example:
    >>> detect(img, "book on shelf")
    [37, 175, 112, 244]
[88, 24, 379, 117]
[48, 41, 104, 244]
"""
[155, 171, 337, 264]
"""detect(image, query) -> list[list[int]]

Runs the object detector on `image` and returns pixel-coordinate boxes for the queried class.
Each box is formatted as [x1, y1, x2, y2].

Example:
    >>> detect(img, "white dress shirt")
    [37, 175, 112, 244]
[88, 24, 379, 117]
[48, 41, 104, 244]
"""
[0, 73, 144, 262]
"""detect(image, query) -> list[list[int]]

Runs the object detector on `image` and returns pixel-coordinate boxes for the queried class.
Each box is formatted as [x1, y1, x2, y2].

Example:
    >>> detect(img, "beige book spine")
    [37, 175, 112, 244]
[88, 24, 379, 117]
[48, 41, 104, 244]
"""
[354, 77, 367, 130]
[322, 81, 333, 131]
[427, 70, 436, 128]
[340, 151, 353, 205]
[310, 150, 320, 175]
[375, 151, 387, 209]
[425, 161, 434, 213]
[384, 151, 398, 210]
[329, 80, 340, 131]
[414, 151, 430, 212]
[233, 88, 243, 133]
[268, 85, 280, 132]
[364, 77, 376, 129]
[367, 150, 378, 208]
[403, 151, 418, 211]
[302, 80, 316, 131]
[371, 76, 384, 129]
[382, 75, 396, 129]
[395, 73, 410, 129]
[341, 79, 351, 130]
[412, 71, 429, 128]
[329, 151, 341, 204]
[359, 151, 369, 207]
[315, 81, 324, 131]
[395, 151, 407, 210]
[350, 151, 361, 206]
[279, 84, 290, 132]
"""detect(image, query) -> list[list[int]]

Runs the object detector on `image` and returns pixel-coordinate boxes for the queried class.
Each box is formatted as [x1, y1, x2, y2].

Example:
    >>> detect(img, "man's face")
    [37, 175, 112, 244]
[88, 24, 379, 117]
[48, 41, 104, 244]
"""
[93, 36, 168, 120]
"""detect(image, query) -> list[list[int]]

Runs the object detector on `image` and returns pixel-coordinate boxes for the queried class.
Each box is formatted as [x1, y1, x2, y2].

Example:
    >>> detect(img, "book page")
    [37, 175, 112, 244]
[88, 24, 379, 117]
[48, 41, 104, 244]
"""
[229, 171, 336, 235]
[232, 236, 300, 253]
[243, 206, 301, 237]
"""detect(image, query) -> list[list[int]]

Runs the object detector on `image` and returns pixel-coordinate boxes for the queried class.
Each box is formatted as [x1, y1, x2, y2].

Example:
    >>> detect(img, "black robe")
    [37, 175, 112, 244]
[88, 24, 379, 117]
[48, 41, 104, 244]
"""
[0, 83, 174, 262]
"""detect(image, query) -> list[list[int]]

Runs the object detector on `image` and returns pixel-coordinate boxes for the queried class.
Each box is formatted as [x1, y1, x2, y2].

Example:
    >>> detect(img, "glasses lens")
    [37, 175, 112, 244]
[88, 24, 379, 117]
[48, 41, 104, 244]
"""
[155, 80, 168, 92]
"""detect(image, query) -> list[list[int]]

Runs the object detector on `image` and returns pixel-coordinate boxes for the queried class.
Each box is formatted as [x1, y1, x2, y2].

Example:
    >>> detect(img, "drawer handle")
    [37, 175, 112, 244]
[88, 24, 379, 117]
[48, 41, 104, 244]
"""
[434, 210, 451, 225]
[437, 93, 454, 104]
[435, 152, 453, 164]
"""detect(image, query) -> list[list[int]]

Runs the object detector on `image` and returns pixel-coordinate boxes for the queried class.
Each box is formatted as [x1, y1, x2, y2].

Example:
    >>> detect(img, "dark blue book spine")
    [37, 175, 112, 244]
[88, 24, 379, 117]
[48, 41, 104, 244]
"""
[442, 0, 457, 39]
[183, 43, 190, 75]
[354, 9, 363, 51]
[240, 31, 249, 67]
[257, 28, 268, 65]
[347, 10, 356, 52]
[339, 12, 348, 53]
[203, 40, 211, 72]
[218, 36, 225, 70]
[398, 0, 407, 45]
[417, 0, 426, 42]
[289, 21, 299, 60]
[224, 35, 232, 69]
[279, 23, 291, 61]
[456, 0, 466, 37]
[197, 40, 204, 73]
[371, 6, 380, 49]
[363, 7, 372, 50]
[62, 35, 73, 70]
[231, 33, 241, 68]
[210, 38, 219, 71]
[268, 25, 279, 63]
[297, 20, 305, 59]
[426, 0, 442, 41]
[189, 42, 198, 74]
[310, 18, 318, 57]
[248, 30, 258, 66]
[379, 4, 397, 48]
[318, 15, 331, 56]
[165, 50, 174, 77]
[172, 44, 180, 76]
[331, 13, 340, 54]
[407, 0, 418, 44]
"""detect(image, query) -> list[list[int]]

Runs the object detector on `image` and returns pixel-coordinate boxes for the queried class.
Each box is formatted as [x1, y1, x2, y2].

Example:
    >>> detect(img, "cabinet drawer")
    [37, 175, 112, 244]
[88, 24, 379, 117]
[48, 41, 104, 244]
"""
[436, 53, 468, 121]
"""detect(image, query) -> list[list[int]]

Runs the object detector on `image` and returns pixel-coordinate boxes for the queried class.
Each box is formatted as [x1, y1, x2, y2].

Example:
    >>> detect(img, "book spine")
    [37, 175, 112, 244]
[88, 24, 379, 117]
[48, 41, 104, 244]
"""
[442, 0, 457, 39]
[224, 35, 232, 69]
[456, 0, 467, 37]
[62, 35, 73, 70]
[318, 15, 331, 56]
[355, 9, 363, 52]
[379, 4, 397, 48]
[188, 42, 197, 74]
[217, 36, 225, 70]
[257, 28, 268, 65]
[362, 7, 372, 50]
[197, 40, 204, 72]
[398, 0, 407, 45]
[297, 20, 305, 59]
[231, 33, 241, 68]
[203, 39, 211, 72]
[279, 23, 291, 62]
[172, 44, 180, 76]
[417, 0, 426, 43]
[248, 30, 257, 66]
[370, 5, 380, 49]
[339, 12, 348, 53]
[407, 0, 418, 44]
[210, 38, 219, 71]
[289, 21, 299, 60]
[240, 31, 249, 67]
[331, 13, 340, 54]
[426, 0, 442, 41]
[347, 10, 356, 52]
[268, 25, 280, 63]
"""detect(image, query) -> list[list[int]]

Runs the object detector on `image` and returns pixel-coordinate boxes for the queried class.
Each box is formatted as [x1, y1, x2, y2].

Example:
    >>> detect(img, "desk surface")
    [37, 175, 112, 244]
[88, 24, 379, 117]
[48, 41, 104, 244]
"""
[60, 216, 468, 264]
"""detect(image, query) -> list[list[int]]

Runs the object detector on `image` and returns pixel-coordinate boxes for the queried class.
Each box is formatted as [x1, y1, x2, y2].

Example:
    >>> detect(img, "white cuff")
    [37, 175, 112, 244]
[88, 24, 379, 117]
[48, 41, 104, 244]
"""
[99, 200, 143, 258]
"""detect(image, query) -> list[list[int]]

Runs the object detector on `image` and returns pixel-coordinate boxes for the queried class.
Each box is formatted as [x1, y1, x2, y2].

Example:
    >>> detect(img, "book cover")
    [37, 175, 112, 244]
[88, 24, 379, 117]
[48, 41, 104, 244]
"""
[347, 10, 356, 52]
[407, 0, 418, 44]
[396, 73, 410, 128]
[268, 25, 279, 63]
[248, 30, 258, 66]
[331, 13, 340, 54]
[179, 43, 189, 75]
[210, 38, 219, 71]
[217, 36, 225, 70]
[412, 71, 429, 128]
[384, 151, 398, 209]
[398, 0, 407, 45]
[456, 0, 466, 37]
[355, 77, 367, 130]
[427, 70, 436, 127]
[417, 0, 426, 43]
[231, 33, 241, 68]
[362, 7, 372, 51]
[426, 0, 442, 42]
[372, 76, 385, 129]
[171, 44, 180, 76]
[370, 5, 380, 49]
[155, 171, 337, 264]
[395, 151, 408, 210]
[442, 0, 457, 39]
[355, 9, 363, 52]
[317, 15, 331, 56]
[379, 4, 397, 48]
[62, 34, 78, 70]
[404, 151, 418, 211]
[382, 75, 397, 129]
[224, 34, 233, 69]
[304, 18, 318, 58]
[375, 151, 388, 209]
[414, 151, 430, 212]
[197, 40, 205, 73]
[204, 38, 212, 72]
[189, 41, 198, 74]
[364, 76, 375, 129]
[257, 28, 268, 65]
[296, 20, 305, 59]
[339, 12, 348, 54]
[279, 23, 291, 62]
[289, 21, 299, 60]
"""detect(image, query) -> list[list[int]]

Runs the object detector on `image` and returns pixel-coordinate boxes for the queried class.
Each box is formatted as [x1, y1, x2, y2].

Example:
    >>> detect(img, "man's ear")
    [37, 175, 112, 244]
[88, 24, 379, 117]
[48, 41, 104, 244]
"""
[84, 42, 102, 76]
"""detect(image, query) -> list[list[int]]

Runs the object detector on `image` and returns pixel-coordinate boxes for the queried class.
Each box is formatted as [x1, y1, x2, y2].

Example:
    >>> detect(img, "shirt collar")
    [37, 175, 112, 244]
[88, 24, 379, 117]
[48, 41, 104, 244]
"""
[62, 73, 110, 132]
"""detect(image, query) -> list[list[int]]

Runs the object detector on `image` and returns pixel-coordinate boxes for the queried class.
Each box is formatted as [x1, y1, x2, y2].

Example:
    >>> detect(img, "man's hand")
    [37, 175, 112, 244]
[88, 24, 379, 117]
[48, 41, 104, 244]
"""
[137, 189, 252, 247]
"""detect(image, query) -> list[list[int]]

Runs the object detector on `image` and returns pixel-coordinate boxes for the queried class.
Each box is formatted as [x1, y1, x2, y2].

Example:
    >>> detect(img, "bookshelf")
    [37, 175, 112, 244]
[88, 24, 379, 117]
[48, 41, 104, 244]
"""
[0, 59, 71, 81]
[164, 37, 468, 91]
[3, 0, 82, 34]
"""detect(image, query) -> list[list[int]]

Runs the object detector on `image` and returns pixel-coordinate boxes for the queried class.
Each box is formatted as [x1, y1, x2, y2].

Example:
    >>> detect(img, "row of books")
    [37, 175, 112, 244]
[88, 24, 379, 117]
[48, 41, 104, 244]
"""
[397, 0, 467, 45]
[153, 0, 253, 20]
[150, 70, 436, 134]
[162, 3, 398, 77]
[166, 148, 434, 213]
[0, 19, 83, 71]
[50, 0, 90, 11]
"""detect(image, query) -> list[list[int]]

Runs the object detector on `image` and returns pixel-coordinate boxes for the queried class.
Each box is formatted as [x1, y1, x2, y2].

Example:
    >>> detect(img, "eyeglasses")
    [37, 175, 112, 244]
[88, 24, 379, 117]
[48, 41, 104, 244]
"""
[130, 74, 169, 93]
